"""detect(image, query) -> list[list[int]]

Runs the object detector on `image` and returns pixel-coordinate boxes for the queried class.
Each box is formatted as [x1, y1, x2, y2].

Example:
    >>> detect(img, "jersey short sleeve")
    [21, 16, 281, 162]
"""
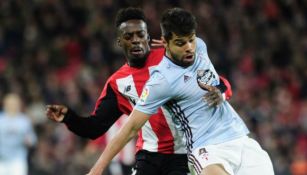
[135, 71, 172, 115]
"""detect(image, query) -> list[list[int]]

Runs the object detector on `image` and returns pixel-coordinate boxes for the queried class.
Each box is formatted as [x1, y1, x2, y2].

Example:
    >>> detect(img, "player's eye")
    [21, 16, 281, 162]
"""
[123, 34, 132, 40]
[137, 31, 145, 38]
[175, 41, 185, 46]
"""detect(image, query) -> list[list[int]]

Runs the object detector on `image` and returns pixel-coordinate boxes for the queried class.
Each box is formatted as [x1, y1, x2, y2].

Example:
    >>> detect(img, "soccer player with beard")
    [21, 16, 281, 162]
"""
[46, 7, 232, 175]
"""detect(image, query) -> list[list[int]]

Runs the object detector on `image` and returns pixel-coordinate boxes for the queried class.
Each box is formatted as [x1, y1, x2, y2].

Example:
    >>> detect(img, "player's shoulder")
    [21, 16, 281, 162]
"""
[146, 47, 165, 65]
[149, 47, 165, 56]
[196, 37, 207, 50]
[149, 57, 179, 85]
[109, 64, 130, 79]
[103, 64, 129, 88]
[0, 112, 4, 121]
[144, 69, 172, 95]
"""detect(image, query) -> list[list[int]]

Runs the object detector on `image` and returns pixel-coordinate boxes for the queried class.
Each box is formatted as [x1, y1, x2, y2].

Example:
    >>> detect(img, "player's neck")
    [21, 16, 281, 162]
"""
[165, 50, 173, 61]
[128, 59, 146, 68]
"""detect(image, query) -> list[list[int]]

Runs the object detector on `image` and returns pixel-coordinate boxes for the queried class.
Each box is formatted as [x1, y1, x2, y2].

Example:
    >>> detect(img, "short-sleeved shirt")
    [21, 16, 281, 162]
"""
[0, 112, 37, 161]
[135, 38, 249, 152]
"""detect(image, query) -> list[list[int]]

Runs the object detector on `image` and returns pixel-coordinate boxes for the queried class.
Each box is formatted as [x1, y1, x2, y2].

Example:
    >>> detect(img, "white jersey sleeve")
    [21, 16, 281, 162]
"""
[135, 71, 172, 115]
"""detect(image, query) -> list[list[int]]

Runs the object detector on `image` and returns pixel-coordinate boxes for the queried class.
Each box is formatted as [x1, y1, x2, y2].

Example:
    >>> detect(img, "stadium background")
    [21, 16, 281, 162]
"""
[0, 0, 306, 174]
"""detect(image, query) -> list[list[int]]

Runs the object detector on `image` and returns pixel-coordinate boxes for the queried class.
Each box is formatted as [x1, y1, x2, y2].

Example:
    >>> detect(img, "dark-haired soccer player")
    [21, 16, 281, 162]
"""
[86, 8, 274, 175]
[46, 7, 232, 175]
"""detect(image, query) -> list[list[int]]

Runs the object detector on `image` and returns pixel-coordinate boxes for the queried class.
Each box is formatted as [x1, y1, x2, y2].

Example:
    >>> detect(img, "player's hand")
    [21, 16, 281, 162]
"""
[45, 105, 68, 122]
[198, 82, 223, 108]
[151, 39, 164, 47]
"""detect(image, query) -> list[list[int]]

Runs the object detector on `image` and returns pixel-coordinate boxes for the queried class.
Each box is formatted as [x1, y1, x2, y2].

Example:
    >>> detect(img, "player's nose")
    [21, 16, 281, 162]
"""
[131, 34, 141, 44]
[185, 42, 193, 52]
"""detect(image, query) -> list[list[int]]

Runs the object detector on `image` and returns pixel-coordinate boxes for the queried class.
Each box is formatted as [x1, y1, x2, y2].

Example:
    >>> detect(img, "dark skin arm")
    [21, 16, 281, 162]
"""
[200, 76, 232, 107]
[45, 85, 122, 139]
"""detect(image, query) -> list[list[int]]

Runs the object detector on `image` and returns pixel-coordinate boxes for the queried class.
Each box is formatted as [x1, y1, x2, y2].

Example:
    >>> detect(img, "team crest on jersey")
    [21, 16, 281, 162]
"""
[199, 148, 207, 155]
[199, 148, 209, 161]
[139, 87, 149, 104]
[197, 69, 216, 86]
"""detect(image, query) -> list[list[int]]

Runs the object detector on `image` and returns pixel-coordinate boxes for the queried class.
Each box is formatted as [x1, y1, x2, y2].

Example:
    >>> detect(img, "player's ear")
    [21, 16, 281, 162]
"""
[117, 38, 122, 47]
[147, 35, 150, 41]
[161, 36, 167, 48]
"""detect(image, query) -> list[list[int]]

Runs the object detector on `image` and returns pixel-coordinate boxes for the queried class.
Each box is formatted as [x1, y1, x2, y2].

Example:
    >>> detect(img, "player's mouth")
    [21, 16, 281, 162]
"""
[183, 54, 194, 61]
[130, 47, 144, 57]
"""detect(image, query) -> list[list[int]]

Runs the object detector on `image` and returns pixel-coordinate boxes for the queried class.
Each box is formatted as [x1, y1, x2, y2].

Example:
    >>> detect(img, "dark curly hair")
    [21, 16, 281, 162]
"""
[115, 7, 146, 28]
[161, 8, 197, 42]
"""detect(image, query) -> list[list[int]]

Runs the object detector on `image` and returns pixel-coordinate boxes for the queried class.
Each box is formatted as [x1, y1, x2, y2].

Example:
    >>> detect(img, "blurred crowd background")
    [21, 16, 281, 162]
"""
[0, 0, 306, 175]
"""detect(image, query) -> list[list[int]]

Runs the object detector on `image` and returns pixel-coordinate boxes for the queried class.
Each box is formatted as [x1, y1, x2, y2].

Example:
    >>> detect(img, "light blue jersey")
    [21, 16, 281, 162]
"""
[0, 112, 37, 161]
[135, 37, 249, 152]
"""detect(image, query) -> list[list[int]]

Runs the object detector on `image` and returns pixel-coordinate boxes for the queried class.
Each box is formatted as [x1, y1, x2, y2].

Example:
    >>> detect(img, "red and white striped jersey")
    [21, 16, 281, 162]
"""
[93, 48, 186, 154]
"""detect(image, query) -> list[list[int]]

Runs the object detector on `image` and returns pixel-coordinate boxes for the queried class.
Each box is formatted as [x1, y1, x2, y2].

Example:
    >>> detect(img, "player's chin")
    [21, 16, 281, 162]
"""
[130, 52, 146, 59]
[182, 59, 195, 67]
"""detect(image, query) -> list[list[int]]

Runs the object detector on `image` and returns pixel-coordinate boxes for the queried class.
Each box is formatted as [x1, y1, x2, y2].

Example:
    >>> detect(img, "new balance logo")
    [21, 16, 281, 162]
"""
[124, 85, 131, 93]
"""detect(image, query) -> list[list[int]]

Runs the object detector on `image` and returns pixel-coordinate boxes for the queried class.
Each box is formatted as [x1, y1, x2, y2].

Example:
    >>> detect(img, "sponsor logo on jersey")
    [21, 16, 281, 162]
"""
[197, 69, 216, 86]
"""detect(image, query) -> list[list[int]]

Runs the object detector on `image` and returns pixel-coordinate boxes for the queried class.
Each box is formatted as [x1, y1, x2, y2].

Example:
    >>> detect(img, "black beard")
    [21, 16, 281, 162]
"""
[129, 57, 147, 68]
[168, 51, 187, 68]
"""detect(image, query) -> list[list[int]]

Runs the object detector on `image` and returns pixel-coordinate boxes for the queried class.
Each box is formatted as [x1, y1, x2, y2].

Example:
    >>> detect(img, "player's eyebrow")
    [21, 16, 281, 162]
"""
[123, 29, 146, 35]
[174, 38, 185, 42]
[173, 34, 195, 42]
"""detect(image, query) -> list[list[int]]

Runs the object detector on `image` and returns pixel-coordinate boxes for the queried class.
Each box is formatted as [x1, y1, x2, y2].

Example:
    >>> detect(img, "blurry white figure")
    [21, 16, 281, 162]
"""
[0, 93, 37, 175]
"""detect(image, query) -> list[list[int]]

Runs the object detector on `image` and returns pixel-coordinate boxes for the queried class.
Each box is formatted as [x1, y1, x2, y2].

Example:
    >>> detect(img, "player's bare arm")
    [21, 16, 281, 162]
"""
[86, 109, 150, 175]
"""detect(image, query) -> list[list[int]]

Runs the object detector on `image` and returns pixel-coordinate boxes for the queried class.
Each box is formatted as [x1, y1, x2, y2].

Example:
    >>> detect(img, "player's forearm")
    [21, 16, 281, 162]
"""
[63, 109, 112, 139]
[88, 110, 149, 174]
[89, 119, 140, 173]
[64, 84, 124, 140]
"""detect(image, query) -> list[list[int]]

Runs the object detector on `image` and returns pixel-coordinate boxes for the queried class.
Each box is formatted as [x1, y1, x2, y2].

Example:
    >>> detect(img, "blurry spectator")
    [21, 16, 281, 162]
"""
[0, 93, 37, 175]
[290, 153, 307, 175]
